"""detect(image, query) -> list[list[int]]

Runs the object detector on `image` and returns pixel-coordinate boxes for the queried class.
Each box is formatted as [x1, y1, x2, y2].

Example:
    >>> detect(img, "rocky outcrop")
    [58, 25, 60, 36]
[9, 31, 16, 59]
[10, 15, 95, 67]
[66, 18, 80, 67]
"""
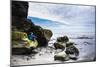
[53, 36, 69, 50]
[12, 1, 53, 54]
[26, 26, 53, 47]
[12, 1, 28, 18]
[54, 36, 79, 61]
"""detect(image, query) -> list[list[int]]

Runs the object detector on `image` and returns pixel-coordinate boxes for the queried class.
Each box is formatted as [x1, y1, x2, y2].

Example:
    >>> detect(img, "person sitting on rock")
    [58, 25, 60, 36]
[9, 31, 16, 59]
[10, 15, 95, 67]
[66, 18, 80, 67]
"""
[28, 32, 37, 41]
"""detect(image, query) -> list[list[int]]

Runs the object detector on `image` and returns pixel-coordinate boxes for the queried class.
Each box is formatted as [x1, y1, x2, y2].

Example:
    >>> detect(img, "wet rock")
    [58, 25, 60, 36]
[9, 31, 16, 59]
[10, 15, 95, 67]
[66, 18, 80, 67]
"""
[54, 42, 79, 61]
[53, 36, 79, 61]
[53, 42, 65, 50]
[57, 36, 69, 43]
[66, 42, 74, 47]
[65, 45, 79, 57]
[54, 51, 69, 61]
[53, 36, 69, 50]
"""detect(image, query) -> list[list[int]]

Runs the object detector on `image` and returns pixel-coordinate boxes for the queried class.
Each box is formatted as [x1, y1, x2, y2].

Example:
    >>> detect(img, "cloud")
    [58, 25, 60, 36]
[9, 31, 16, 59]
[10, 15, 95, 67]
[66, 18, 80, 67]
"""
[28, 2, 95, 33]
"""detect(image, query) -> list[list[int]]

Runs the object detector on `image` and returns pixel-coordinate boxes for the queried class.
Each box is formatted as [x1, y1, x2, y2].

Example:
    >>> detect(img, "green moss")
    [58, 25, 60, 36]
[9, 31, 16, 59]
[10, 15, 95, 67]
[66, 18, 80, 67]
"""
[12, 31, 27, 40]
[12, 31, 38, 48]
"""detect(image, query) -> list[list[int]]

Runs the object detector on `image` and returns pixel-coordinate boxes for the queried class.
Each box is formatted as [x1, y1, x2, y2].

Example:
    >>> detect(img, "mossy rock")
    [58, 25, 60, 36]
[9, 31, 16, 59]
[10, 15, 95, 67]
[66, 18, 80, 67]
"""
[12, 31, 38, 48]
[12, 38, 38, 48]
[22, 38, 38, 48]
[12, 31, 27, 40]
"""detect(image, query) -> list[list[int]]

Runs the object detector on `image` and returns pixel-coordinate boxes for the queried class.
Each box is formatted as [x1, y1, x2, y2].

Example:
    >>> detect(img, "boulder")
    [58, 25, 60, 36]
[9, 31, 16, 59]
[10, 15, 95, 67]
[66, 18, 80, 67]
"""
[54, 36, 79, 61]
[54, 51, 69, 61]
[53, 36, 69, 50]
[65, 42, 79, 56]
[53, 42, 65, 50]
[57, 36, 69, 43]
[65, 43, 79, 60]
[43, 29, 53, 41]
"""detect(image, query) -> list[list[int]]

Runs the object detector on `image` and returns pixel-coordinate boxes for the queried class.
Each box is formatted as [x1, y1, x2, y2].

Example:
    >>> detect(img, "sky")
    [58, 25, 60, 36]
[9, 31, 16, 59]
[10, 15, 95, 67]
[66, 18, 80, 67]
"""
[28, 2, 96, 34]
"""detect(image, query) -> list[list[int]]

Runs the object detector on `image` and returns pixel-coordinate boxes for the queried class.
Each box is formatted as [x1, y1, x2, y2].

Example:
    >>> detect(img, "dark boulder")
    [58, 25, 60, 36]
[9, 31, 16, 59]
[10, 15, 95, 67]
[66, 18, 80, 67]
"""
[65, 42, 79, 60]
[65, 44, 79, 57]
[57, 36, 69, 43]
[53, 42, 65, 50]
[53, 36, 69, 50]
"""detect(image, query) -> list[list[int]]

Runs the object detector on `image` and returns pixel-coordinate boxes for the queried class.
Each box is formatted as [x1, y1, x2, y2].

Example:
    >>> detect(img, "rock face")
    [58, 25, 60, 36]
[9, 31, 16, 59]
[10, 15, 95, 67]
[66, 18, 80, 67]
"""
[12, 1, 28, 18]
[12, 1, 53, 54]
